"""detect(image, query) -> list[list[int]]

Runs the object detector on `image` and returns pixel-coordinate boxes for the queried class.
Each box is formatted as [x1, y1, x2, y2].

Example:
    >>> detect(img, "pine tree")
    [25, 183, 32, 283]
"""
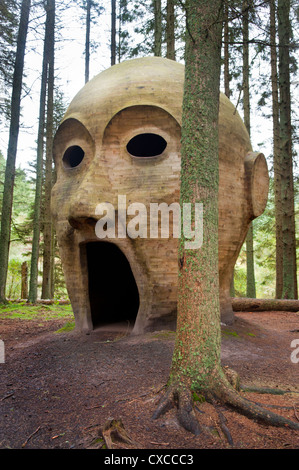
[277, 0, 297, 299]
[153, 0, 162, 56]
[28, 0, 53, 303]
[111, 0, 116, 65]
[85, 0, 91, 82]
[242, 0, 256, 299]
[41, 0, 55, 300]
[0, 0, 31, 302]
[153, 0, 299, 434]
[166, 0, 175, 60]
[270, 0, 283, 298]
[0, 0, 19, 123]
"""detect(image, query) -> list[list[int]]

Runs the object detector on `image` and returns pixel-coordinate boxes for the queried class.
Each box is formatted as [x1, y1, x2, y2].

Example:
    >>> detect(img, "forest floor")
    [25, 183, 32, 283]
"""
[0, 305, 299, 451]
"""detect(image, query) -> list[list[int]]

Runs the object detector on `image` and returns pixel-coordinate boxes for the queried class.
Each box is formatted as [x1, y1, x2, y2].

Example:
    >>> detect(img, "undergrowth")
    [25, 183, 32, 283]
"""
[0, 302, 74, 321]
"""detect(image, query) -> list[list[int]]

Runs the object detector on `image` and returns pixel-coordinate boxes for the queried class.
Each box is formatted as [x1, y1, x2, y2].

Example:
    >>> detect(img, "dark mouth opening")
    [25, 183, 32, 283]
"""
[85, 242, 140, 329]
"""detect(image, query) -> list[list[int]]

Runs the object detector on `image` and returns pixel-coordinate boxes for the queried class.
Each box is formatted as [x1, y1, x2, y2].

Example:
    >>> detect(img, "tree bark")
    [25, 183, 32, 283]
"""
[246, 223, 256, 298]
[277, 0, 297, 299]
[41, 0, 55, 300]
[223, 0, 230, 98]
[28, 0, 51, 303]
[153, 0, 162, 56]
[232, 297, 299, 312]
[242, 0, 256, 299]
[85, 0, 91, 83]
[0, 0, 31, 302]
[153, 0, 224, 435]
[153, 0, 299, 434]
[21, 261, 28, 299]
[270, 0, 283, 299]
[166, 0, 175, 60]
[111, 0, 116, 65]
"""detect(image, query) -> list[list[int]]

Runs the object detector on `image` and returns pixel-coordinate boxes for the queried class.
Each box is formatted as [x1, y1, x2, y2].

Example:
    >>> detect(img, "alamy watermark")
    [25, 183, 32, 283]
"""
[290, 339, 299, 364]
[95, 195, 203, 249]
[0, 340, 4, 363]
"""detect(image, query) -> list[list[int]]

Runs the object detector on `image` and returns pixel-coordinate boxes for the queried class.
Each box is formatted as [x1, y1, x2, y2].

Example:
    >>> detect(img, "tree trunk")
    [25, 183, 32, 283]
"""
[85, 0, 91, 83]
[153, 0, 299, 434]
[28, 0, 51, 303]
[21, 261, 28, 299]
[277, 0, 297, 299]
[153, 0, 162, 56]
[111, 0, 116, 65]
[270, 0, 283, 299]
[166, 0, 175, 60]
[154, 0, 224, 434]
[246, 223, 256, 298]
[242, 0, 256, 299]
[0, 0, 31, 302]
[223, 0, 230, 98]
[50, 224, 55, 298]
[41, 0, 55, 300]
[232, 297, 299, 312]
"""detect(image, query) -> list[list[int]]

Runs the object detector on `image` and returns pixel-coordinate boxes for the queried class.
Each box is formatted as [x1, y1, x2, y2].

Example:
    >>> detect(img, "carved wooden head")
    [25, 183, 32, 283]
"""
[51, 57, 269, 333]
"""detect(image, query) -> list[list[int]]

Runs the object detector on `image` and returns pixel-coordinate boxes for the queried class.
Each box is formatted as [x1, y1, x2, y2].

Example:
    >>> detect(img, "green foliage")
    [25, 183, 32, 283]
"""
[0, 150, 35, 243]
[115, 0, 185, 61]
[0, 0, 19, 123]
[0, 83, 69, 301]
[55, 320, 75, 333]
[0, 302, 74, 321]
[233, 250, 247, 297]
[222, 329, 239, 337]
[234, 177, 299, 298]
[192, 391, 205, 403]
[5, 258, 22, 298]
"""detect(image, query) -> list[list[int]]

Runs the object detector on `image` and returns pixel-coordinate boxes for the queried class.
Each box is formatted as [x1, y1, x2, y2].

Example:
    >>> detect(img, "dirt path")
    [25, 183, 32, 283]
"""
[0, 311, 299, 449]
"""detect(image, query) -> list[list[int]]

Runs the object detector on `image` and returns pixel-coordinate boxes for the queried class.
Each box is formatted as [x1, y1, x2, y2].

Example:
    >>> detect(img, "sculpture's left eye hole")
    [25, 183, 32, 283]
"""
[126, 133, 167, 158]
[63, 145, 85, 168]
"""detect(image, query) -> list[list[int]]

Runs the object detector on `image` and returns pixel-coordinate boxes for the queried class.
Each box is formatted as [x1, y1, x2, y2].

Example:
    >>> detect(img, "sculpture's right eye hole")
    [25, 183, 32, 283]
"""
[63, 145, 85, 168]
[126, 133, 167, 158]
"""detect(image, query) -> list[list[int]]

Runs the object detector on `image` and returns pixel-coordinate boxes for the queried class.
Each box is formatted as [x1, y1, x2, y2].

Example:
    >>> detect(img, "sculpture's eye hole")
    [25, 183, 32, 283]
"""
[126, 133, 167, 158]
[63, 145, 85, 168]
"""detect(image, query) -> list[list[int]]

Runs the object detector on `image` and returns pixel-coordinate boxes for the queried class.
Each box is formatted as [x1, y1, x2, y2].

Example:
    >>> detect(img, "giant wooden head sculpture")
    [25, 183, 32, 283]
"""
[51, 57, 269, 333]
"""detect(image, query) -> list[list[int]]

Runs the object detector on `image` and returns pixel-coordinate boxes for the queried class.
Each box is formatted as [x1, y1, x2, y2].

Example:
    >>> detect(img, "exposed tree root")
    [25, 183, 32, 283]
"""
[215, 405, 234, 446]
[100, 418, 137, 449]
[152, 372, 299, 438]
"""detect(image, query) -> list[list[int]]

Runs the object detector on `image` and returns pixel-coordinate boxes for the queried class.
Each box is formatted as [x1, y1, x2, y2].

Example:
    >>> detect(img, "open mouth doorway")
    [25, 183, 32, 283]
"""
[85, 242, 140, 329]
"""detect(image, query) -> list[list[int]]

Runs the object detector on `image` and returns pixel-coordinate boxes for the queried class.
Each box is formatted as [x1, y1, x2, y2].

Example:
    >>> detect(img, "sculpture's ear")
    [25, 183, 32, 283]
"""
[245, 152, 269, 218]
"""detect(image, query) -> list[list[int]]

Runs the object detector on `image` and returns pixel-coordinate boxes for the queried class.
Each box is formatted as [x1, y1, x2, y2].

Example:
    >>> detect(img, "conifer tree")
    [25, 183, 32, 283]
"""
[28, 0, 54, 303]
[0, 0, 31, 302]
[153, 0, 299, 434]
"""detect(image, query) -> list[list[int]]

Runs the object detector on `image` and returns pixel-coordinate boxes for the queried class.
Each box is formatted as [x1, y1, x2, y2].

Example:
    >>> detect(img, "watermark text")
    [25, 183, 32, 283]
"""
[0, 340, 4, 363]
[95, 196, 203, 249]
[290, 339, 299, 364]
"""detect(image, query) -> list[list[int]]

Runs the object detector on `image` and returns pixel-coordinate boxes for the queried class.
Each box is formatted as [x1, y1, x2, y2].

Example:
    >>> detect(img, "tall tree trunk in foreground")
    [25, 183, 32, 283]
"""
[41, 0, 55, 299]
[166, 0, 175, 60]
[28, 0, 51, 303]
[0, 0, 31, 302]
[277, 0, 297, 299]
[153, 0, 299, 434]
[270, 0, 283, 299]
[242, 0, 256, 299]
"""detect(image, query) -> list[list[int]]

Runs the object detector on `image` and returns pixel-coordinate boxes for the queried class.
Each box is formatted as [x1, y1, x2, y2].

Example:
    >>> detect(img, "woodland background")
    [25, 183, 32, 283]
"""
[0, 0, 298, 304]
